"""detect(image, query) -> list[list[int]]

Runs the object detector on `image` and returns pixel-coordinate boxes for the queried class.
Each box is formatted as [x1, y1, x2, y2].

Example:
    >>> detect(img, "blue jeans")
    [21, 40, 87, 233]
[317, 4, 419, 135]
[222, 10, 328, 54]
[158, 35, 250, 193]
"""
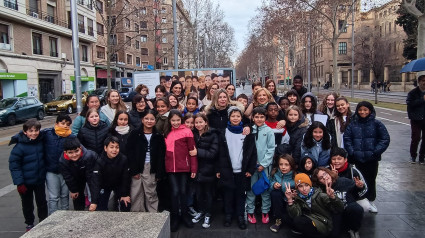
[46, 172, 69, 215]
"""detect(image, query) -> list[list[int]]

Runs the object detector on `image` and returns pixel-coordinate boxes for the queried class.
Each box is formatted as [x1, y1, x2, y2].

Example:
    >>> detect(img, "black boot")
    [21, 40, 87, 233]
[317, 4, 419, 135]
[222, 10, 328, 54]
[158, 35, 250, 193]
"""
[170, 214, 180, 232]
[238, 216, 247, 230]
[182, 214, 194, 228]
[224, 214, 232, 227]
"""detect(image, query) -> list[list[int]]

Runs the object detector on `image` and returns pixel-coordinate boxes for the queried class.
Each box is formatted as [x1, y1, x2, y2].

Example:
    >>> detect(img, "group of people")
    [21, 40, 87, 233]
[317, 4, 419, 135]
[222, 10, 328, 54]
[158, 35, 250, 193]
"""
[9, 73, 391, 238]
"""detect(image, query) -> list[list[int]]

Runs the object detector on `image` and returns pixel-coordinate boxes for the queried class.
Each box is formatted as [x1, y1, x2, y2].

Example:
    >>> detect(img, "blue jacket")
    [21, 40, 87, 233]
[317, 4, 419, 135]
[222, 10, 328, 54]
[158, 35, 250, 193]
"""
[301, 136, 331, 167]
[71, 111, 109, 135]
[9, 131, 46, 185]
[343, 111, 390, 163]
[252, 124, 275, 168]
[270, 170, 294, 193]
[42, 128, 76, 173]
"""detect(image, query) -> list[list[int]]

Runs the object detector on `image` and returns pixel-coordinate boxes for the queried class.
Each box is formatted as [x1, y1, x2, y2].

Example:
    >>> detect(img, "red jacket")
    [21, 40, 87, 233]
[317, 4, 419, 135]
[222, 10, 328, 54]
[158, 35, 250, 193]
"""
[165, 125, 198, 173]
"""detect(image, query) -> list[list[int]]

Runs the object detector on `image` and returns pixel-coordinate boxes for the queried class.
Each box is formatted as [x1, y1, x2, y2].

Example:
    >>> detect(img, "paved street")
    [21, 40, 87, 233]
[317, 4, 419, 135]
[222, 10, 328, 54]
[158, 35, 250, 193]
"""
[0, 88, 422, 238]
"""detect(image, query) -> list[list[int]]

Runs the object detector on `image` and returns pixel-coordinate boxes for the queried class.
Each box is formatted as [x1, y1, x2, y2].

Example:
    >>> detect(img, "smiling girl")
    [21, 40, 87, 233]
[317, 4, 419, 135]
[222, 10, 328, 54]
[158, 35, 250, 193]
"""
[327, 96, 352, 148]
[108, 111, 132, 157]
[72, 95, 109, 135]
[301, 121, 332, 167]
[155, 97, 171, 135]
[100, 89, 129, 124]
[77, 108, 109, 155]
[318, 92, 338, 119]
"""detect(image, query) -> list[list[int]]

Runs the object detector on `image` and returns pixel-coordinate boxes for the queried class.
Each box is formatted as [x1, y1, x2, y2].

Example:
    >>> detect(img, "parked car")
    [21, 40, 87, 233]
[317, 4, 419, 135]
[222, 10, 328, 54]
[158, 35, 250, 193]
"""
[44, 94, 86, 115]
[0, 97, 45, 126]
[119, 87, 134, 101]
[92, 87, 109, 106]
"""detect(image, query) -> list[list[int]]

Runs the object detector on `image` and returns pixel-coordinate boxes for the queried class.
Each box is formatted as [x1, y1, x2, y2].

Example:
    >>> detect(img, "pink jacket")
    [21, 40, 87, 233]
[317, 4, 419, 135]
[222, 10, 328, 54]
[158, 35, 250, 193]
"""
[165, 125, 198, 173]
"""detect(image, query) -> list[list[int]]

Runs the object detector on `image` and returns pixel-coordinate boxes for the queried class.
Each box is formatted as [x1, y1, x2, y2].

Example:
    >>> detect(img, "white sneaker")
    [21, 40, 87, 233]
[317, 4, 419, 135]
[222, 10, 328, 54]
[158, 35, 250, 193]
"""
[369, 201, 378, 213]
[355, 231, 360, 238]
[188, 206, 198, 217]
[202, 216, 211, 228]
[191, 212, 204, 223]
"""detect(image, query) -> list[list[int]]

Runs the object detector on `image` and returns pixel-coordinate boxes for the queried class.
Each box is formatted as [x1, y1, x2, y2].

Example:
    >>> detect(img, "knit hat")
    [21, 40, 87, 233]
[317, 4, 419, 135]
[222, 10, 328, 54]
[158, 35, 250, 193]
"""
[227, 106, 242, 118]
[294, 173, 312, 187]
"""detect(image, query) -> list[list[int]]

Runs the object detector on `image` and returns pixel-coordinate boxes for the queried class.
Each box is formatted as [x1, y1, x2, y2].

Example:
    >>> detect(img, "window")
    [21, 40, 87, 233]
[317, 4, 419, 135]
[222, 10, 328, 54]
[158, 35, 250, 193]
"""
[338, 42, 347, 55]
[135, 23, 139, 33]
[46, 4, 55, 23]
[107, 16, 116, 27]
[81, 45, 88, 61]
[141, 48, 148, 55]
[78, 14, 85, 33]
[126, 54, 132, 64]
[32, 32, 42, 55]
[111, 53, 117, 62]
[26, 98, 37, 105]
[0, 23, 10, 50]
[110, 34, 117, 45]
[49, 37, 58, 57]
[140, 21, 147, 29]
[126, 36, 131, 46]
[135, 40, 139, 49]
[87, 19, 94, 36]
[162, 47, 168, 53]
[163, 57, 168, 65]
[97, 22, 104, 35]
[163, 29, 168, 34]
[141, 7, 146, 15]
[124, 0, 129, 9]
[338, 20, 347, 33]
[4, 0, 18, 10]
[161, 37, 167, 43]
[161, 7, 166, 14]
[141, 35, 147, 42]
[125, 18, 130, 28]
[388, 22, 391, 34]
[161, 17, 167, 23]
[136, 57, 140, 66]
[96, 46, 105, 59]
[96, 0, 103, 13]
[394, 21, 397, 32]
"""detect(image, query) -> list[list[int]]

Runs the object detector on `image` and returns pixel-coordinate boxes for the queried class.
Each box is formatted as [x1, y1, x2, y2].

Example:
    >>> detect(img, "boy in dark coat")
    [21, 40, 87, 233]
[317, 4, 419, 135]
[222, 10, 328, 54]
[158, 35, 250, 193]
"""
[9, 119, 47, 231]
[42, 114, 75, 215]
[89, 136, 131, 212]
[59, 138, 98, 211]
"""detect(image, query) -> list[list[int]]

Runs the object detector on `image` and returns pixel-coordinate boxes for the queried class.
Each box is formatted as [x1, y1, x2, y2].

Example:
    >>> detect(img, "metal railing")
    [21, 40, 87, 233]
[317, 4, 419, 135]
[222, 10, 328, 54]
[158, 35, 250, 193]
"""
[26, 9, 69, 28]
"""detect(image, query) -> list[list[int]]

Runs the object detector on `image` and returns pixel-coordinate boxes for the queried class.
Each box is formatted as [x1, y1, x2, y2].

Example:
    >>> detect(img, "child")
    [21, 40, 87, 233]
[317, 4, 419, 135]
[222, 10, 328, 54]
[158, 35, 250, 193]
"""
[285, 89, 300, 106]
[183, 112, 194, 130]
[236, 93, 249, 110]
[300, 92, 322, 126]
[164, 109, 198, 232]
[59, 137, 98, 211]
[246, 107, 275, 224]
[298, 152, 316, 176]
[278, 97, 290, 112]
[327, 96, 351, 148]
[217, 106, 256, 230]
[190, 114, 219, 228]
[318, 92, 338, 119]
[344, 101, 390, 213]
[301, 121, 332, 167]
[127, 110, 166, 212]
[269, 154, 296, 233]
[90, 136, 131, 212]
[265, 102, 289, 146]
[43, 114, 75, 215]
[128, 94, 148, 129]
[78, 108, 109, 155]
[184, 96, 200, 115]
[108, 111, 133, 157]
[9, 119, 47, 231]
[285, 173, 344, 237]
[277, 106, 308, 163]
[155, 97, 171, 135]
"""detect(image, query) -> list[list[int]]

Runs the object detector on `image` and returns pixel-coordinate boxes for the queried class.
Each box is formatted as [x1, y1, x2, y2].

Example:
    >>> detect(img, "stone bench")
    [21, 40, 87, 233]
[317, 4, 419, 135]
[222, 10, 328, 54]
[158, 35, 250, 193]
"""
[21, 210, 170, 238]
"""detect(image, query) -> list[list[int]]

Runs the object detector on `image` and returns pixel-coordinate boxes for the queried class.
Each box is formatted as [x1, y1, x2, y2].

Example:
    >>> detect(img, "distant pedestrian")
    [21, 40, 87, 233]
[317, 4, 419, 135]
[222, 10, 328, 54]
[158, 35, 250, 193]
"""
[47, 92, 53, 102]
[406, 75, 425, 164]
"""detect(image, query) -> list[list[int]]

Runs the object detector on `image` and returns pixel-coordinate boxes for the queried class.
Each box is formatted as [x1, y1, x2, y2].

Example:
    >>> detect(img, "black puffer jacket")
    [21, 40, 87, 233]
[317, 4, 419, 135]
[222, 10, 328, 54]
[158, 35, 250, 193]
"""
[108, 126, 133, 158]
[128, 109, 146, 129]
[193, 128, 219, 182]
[91, 152, 130, 204]
[277, 117, 309, 163]
[126, 128, 166, 179]
[406, 86, 425, 121]
[77, 121, 109, 155]
[207, 106, 229, 131]
[217, 131, 257, 190]
[59, 146, 98, 193]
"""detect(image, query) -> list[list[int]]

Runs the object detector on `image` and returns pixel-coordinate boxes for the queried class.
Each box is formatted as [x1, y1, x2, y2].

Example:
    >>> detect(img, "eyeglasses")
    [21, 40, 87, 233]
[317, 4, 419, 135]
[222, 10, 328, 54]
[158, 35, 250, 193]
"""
[318, 172, 329, 181]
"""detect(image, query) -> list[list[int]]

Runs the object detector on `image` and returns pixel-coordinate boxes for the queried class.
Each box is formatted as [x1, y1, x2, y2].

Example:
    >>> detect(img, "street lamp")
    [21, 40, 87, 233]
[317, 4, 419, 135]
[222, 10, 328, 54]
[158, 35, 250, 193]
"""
[351, 0, 355, 98]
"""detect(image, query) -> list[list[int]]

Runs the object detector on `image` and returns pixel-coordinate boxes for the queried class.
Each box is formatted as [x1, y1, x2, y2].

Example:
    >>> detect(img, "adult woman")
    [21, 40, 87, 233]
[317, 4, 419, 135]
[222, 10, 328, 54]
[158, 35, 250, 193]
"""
[201, 83, 219, 108]
[265, 79, 280, 103]
[170, 81, 186, 105]
[184, 76, 197, 96]
[312, 167, 364, 238]
[100, 89, 129, 124]
[244, 88, 275, 117]
[198, 76, 207, 100]
[205, 75, 212, 88]
[225, 84, 236, 100]
[327, 96, 352, 148]
[72, 95, 109, 135]
[300, 92, 322, 126]
[318, 92, 338, 119]
[129, 94, 149, 129]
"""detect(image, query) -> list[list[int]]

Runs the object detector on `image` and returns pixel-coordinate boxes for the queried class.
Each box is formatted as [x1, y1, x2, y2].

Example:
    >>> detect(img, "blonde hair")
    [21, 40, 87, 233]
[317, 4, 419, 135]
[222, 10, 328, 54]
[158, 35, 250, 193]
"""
[253, 88, 274, 106]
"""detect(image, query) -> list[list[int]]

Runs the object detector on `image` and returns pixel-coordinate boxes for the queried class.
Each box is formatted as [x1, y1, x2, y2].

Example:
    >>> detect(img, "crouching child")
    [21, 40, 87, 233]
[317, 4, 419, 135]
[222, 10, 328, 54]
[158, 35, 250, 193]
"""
[59, 137, 98, 210]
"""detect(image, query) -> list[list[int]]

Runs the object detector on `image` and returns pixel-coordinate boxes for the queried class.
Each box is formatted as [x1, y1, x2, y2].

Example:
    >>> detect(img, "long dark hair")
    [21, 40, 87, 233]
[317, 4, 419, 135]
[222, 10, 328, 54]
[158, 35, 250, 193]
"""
[109, 110, 130, 134]
[81, 95, 100, 117]
[164, 109, 183, 137]
[170, 81, 184, 100]
[285, 89, 300, 106]
[301, 94, 317, 114]
[334, 96, 351, 132]
[303, 121, 331, 150]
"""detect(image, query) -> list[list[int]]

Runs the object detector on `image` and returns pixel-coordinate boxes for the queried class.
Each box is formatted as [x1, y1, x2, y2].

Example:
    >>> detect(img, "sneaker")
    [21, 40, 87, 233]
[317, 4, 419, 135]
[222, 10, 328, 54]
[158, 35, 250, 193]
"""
[238, 216, 247, 230]
[202, 216, 211, 228]
[411, 157, 416, 164]
[262, 213, 269, 224]
[420, 159, 425, 165]
[247, 213, 256, 224]
[192, 212, 204, 223]
[270, 219, 282, 232]
[369, 201, 378, 213]
[224, 214, 232, 227]
[25, 224, 34, 232]
[188, 206, 198, 217]
[348, 230, 356, 238]
[355, 231, 360, 238]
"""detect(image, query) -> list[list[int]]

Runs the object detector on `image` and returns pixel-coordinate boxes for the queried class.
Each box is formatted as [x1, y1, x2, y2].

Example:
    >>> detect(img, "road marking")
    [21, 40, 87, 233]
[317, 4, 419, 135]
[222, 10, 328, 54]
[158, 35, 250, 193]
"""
[376, 116, 410, 126]
[380, 112, 392, 115]
[350, 102, 406, 113]
[0, 184, 15, 198]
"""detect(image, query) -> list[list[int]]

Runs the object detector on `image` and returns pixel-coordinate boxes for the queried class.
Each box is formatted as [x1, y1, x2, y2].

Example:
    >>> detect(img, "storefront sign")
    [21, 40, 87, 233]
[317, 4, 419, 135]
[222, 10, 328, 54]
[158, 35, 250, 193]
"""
[70, 76, 95, 81]
[0, 73, 27, 80]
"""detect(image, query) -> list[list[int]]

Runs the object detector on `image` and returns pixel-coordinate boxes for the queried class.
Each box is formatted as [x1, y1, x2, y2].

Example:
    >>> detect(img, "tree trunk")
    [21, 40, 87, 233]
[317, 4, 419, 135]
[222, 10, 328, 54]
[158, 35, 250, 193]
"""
[418, 15, 425, 58]
[332, 38, 340, 93]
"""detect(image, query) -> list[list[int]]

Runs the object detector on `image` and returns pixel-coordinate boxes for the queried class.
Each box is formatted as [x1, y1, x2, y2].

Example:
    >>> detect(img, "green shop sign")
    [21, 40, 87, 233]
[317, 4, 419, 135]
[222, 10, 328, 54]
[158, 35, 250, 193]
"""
[70, 76, 95, 81]
[0, 73, 27, 80]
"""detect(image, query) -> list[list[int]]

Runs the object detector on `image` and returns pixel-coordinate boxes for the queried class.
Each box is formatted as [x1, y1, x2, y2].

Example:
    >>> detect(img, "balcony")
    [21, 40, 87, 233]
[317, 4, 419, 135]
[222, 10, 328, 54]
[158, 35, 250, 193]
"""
[0, 42, 11, 50]
[26, 9, 68, 28]
[4, 0, 18, 10]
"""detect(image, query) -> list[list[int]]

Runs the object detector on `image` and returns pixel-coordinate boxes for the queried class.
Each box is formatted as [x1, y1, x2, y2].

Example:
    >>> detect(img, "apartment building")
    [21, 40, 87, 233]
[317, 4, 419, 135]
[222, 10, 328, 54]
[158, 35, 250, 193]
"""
[0, 0, 97, 101]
